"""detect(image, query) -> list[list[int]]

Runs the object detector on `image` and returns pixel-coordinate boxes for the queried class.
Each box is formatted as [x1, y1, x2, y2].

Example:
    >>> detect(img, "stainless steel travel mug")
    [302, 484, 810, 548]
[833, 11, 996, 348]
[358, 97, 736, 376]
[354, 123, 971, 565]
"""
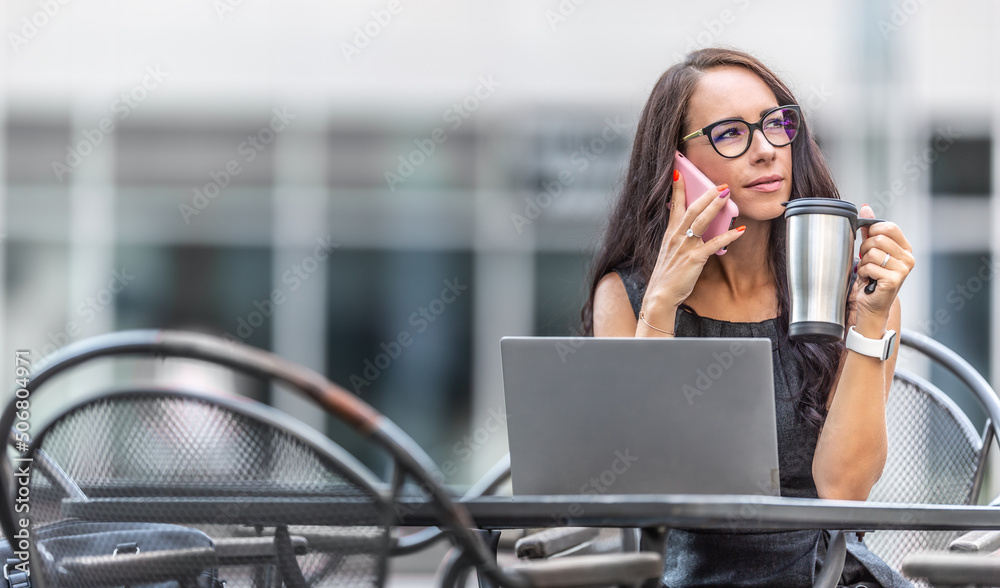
[784, 199, 881, 343]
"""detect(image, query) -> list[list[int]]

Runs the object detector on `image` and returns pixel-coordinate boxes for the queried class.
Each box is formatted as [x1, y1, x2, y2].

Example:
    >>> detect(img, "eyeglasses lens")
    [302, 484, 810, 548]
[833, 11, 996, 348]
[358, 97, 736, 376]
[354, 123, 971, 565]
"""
[763, 108, 799, 145]
[710, 108, 800, 157]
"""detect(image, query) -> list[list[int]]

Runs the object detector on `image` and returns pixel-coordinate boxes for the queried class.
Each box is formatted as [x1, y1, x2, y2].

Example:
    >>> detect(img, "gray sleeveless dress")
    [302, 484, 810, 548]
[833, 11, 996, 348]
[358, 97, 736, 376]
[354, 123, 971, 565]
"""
[614, 266, 912, 588]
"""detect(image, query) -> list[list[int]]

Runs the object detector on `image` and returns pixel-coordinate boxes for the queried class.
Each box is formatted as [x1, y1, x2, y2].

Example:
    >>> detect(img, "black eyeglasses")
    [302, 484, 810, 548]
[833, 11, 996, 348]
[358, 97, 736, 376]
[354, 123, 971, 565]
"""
[681, 105, 801, 158]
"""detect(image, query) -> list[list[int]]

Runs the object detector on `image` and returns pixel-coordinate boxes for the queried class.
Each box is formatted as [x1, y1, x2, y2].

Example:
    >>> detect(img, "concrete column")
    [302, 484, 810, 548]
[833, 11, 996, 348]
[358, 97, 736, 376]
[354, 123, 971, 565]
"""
[271, 107, 328, 432]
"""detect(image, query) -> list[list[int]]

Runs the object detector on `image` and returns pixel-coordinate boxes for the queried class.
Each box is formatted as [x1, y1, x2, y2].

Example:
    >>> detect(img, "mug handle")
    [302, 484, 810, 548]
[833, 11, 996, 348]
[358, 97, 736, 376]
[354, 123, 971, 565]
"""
[856, 218, 884, 294]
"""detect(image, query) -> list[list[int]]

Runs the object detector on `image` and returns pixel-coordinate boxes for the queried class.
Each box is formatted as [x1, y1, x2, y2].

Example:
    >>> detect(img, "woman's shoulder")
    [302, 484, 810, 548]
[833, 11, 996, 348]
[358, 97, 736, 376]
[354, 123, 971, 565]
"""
[595, 272, 627, 302]
[610, 262, 645, 293]
[605, 263, 645, 320]
[594, 271, 638, 328]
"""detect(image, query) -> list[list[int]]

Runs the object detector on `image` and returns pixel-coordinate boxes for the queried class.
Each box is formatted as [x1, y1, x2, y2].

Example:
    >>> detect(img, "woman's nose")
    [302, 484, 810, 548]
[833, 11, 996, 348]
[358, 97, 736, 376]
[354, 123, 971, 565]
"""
[747, 128, 776, 163]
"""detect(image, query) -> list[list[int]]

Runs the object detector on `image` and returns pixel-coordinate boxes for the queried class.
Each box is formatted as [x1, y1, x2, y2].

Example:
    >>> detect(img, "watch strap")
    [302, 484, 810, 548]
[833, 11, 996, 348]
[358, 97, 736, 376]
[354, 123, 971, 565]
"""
[846, 326, 896, 360]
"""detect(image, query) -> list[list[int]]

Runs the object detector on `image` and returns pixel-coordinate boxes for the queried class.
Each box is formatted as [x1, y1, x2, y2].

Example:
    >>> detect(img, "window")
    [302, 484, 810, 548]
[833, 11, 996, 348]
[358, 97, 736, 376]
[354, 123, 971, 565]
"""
[534, 251, 591, 337]
[930, 136, 991, 197]
[114, 244, 274, 402]
[325, 249, 473, 477]
[927, 252, 992, 430]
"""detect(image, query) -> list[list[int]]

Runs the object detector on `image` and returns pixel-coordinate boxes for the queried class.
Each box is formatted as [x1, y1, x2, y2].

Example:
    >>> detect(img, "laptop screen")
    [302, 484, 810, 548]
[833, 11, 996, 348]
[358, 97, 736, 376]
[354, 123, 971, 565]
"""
[500, 337, 779, 497]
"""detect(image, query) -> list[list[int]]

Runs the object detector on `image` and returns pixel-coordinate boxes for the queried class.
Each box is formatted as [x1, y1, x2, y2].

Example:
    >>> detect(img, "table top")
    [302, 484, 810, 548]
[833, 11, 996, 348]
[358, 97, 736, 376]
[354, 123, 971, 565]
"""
[409, 495, 1000, 531]
[62, 493, 1000, 532]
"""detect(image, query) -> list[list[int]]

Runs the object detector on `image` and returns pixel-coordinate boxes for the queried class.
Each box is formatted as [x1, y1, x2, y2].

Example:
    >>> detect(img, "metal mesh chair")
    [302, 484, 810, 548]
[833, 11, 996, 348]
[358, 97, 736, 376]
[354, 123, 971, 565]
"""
[0, 330, 533, 588]
[428, 456, 662, 588]
[865, 329, 1000, 584]
[21, 386, 392, 587]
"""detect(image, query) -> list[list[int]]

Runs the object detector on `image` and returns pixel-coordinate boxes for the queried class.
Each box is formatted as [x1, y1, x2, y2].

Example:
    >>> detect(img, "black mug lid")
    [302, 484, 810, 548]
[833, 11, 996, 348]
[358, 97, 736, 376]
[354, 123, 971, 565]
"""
[782, 198, 858, 220]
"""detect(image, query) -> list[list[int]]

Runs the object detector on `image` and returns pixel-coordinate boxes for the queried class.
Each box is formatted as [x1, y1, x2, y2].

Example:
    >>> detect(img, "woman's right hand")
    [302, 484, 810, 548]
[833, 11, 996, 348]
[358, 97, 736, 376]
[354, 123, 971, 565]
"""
[642, 169, 746, 313]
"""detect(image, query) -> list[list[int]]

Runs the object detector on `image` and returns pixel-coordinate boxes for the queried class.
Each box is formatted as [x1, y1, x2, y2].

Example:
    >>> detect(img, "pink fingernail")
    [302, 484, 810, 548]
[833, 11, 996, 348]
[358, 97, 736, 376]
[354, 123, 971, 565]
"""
[718, 188, 730, 199]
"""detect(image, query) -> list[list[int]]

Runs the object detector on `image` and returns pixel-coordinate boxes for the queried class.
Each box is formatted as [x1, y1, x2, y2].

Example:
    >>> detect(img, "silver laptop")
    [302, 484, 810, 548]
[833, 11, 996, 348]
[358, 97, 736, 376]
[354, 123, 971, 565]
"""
[500, 337, 780, 496]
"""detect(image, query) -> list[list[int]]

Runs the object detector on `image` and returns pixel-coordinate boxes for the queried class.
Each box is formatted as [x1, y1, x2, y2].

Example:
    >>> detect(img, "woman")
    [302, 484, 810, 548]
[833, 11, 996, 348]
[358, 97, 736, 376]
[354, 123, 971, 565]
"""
[581, 48, 915, 587]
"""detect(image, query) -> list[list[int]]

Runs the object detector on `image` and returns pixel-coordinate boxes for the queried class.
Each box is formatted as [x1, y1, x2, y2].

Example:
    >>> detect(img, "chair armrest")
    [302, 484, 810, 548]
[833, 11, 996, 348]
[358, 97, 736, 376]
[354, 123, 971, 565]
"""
[214, 536, 308, 564]
[498, 528, 528, 550]
[504, 553, 664, 588]
[548, 528, 628, 558]
[949, 530, 1000, 553]
[58, 547, 218, 586]
[515, 527, 600, 559]
[902, 551, 1000, 586]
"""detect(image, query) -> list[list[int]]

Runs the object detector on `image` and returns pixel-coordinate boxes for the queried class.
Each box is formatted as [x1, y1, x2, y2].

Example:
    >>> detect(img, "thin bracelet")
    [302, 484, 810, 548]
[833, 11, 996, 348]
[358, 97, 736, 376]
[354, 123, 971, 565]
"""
[639, 311, 674, 336]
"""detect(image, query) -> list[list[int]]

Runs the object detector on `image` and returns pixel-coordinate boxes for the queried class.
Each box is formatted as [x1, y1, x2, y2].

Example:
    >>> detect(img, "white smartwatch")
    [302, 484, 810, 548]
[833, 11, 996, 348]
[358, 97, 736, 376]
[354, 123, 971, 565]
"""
[845, 326, 897, 361]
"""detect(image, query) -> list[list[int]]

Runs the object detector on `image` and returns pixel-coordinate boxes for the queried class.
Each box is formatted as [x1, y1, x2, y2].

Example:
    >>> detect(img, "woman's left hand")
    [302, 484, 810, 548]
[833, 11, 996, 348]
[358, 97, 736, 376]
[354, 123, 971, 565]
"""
[855, 203, 915, 318]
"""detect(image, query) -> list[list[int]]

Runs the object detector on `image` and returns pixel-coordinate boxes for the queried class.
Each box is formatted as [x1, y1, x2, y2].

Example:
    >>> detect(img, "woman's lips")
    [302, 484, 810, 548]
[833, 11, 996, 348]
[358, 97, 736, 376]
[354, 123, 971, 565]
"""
[745, 176, 783, 192]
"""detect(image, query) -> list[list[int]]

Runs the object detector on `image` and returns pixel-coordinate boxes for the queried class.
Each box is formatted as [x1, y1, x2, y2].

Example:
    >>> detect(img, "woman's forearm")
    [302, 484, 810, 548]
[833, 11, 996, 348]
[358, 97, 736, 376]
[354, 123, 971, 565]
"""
[812, 312, 893, 501]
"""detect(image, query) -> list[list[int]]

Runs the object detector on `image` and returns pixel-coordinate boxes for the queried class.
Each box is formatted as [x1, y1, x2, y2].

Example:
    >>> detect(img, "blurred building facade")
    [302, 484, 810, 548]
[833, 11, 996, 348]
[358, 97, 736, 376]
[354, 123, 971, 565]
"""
[1, 0, 997, 486]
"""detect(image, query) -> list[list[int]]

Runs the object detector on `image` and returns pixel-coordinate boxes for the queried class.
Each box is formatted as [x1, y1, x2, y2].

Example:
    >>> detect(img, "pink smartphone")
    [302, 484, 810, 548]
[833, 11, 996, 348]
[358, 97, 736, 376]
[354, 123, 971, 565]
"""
[673, 152, 739, 255]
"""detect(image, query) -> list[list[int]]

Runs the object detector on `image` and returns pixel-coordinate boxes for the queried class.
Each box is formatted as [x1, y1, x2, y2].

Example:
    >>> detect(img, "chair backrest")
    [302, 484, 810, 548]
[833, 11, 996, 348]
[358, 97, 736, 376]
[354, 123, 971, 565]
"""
[865, 329, 1000, 578]
[25, 386, 393, 587]
[1, 330, 531, 588]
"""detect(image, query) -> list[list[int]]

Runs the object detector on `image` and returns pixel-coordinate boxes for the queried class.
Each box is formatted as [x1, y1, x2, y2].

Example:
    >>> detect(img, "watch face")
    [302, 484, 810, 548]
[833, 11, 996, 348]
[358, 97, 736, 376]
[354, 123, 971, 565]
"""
[885, 331, 897, 360]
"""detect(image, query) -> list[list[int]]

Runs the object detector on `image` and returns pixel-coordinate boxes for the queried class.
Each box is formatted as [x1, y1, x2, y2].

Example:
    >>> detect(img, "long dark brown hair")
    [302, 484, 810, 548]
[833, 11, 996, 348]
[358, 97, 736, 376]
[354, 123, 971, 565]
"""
[580, 48, 845, 429]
